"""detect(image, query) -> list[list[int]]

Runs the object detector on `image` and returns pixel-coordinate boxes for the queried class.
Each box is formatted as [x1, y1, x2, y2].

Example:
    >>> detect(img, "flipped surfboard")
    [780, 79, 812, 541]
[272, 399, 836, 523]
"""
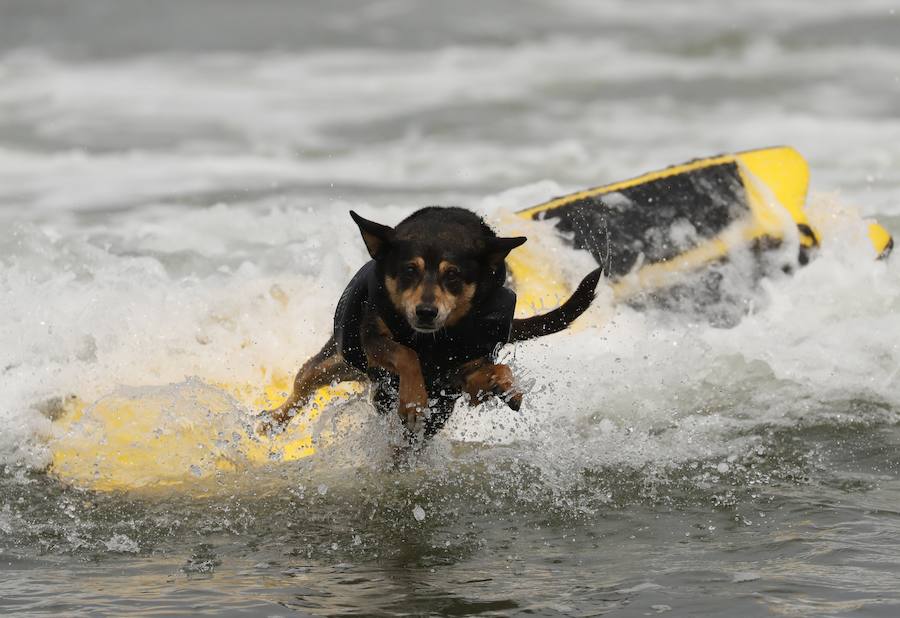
[49, 146, 894, 491]
[508, 146, 892, 309]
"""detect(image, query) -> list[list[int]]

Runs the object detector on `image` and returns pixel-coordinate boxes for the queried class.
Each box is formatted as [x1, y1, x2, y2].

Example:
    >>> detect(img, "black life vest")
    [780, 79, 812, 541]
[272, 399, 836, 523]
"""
[333, 260, 516, 384]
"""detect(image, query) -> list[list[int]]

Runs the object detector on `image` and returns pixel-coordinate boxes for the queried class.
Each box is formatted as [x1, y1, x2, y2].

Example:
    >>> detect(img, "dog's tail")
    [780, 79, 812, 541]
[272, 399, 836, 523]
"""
[509, 266, 605, 342]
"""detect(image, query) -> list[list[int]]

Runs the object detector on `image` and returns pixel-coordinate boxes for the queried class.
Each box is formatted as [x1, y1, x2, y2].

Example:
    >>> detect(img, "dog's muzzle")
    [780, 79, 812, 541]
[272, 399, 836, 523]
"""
[413, 303, 440, 332]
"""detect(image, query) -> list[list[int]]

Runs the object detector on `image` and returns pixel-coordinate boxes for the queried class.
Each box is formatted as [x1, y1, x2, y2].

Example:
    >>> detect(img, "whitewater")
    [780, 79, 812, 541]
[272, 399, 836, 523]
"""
[1, 1, 899, 615]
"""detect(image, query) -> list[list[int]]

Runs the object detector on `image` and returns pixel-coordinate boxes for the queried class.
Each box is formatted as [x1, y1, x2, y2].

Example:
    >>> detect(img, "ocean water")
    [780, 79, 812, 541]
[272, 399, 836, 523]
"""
[1, 1, 900, 616]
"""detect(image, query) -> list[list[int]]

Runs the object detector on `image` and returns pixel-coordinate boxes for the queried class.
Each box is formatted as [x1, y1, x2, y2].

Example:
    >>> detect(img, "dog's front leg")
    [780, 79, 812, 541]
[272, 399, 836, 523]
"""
[258, 337, 364, 434]
[360, 309, 428, 430]
[456, 358, 523, 411]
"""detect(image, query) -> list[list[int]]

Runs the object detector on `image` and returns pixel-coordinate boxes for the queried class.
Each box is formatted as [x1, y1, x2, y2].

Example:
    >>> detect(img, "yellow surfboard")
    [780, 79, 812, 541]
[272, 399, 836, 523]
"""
[48, 146, 893, 491]
[515, 146, 891, 298]
[49, 373, 361, 492]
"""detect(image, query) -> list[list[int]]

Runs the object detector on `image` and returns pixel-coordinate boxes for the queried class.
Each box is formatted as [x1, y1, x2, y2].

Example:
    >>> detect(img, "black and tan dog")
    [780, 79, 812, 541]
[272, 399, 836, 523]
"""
[260, 206, 603, 444]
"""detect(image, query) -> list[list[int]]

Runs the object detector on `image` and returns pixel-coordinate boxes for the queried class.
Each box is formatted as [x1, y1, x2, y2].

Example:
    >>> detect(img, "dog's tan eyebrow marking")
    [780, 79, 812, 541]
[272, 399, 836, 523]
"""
[384, 275, 401, 307]
[439, 260, 460, 274]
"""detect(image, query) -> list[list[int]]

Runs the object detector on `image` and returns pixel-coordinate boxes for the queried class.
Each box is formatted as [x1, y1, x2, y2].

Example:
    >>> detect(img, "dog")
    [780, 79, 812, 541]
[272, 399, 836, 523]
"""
[260, 206, 603, 445]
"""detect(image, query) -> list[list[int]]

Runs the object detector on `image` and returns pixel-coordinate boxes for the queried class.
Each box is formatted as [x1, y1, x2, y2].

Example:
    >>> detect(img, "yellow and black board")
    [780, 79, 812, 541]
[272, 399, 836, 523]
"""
[511, 146, 891, 303]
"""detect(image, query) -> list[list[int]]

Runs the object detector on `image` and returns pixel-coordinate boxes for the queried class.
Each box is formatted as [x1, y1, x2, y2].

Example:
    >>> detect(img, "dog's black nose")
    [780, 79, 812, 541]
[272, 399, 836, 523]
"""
[415, 304, 438, 322]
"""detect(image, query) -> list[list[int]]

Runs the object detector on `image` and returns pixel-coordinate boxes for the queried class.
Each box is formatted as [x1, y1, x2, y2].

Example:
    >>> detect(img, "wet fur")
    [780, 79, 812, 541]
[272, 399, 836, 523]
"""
[262, 206, 602, 445]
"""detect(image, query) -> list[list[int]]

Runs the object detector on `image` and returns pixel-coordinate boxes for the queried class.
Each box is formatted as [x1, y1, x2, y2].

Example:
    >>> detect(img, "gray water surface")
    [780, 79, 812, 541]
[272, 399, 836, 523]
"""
[2, 1, 900, 616]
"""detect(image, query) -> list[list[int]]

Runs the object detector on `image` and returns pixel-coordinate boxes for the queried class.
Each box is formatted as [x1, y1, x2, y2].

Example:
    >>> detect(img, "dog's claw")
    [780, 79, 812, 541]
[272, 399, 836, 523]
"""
[505, 391, 523, 412]
[255, 409, 289, 437]
[255, 413, 274, 437]
[493, 385, 522, 411]
[399, 402, 426, 434]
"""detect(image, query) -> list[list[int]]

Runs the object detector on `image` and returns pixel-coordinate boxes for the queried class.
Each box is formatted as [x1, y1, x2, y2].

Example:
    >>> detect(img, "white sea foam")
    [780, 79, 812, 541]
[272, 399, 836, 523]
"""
[0, 0, 898, 483]
[1, 184, 897, 483]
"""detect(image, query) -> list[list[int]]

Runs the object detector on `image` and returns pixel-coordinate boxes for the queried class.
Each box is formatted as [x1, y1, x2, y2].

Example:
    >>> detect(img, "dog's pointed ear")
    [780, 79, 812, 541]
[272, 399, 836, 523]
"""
[484, 236, 527, 268]
[350, 210, 395, 258]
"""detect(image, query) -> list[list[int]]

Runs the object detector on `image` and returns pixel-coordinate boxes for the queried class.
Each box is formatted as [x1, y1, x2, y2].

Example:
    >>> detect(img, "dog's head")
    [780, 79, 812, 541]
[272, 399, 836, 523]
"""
[350, 207, 525, 333]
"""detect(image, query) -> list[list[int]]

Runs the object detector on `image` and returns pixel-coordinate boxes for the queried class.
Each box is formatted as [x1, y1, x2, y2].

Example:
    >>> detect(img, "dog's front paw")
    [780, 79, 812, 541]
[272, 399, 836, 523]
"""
[398, 401, 426, 433]
[254, 408, 289, 437]
[254, 412, 275, 437]
[398, 381, 429, 428]
[465, 363, 523, 411]
[502, 390, 523, 412]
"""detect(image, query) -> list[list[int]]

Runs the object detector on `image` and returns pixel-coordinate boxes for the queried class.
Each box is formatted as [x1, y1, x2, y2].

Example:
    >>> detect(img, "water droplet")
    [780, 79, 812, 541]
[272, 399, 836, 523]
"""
[412, 505, 426, 522]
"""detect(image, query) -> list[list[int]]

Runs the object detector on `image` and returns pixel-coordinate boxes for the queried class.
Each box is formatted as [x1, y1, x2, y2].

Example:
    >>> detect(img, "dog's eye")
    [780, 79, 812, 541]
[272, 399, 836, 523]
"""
[444, 267, 461, 283]
[402, 263, 419, 277]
